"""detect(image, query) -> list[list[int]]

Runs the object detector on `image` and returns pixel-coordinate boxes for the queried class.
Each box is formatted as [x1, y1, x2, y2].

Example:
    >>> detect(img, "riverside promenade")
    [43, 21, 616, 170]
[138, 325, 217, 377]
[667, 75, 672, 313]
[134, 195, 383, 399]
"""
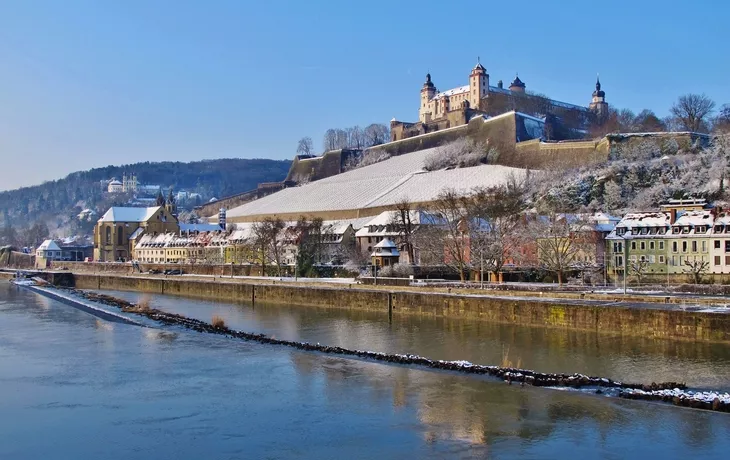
[44, 270, 730, 343]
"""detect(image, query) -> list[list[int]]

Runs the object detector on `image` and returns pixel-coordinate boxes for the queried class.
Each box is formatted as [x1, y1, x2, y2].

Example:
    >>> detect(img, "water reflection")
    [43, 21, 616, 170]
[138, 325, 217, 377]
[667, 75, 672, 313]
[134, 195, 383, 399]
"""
[4, 284, 730, 459]
[100, 289, 730, 390]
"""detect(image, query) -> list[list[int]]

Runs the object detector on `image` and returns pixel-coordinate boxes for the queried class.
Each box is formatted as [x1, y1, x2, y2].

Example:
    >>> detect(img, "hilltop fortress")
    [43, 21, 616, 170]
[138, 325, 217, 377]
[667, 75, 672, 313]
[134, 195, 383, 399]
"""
[391, 60, 609, 142]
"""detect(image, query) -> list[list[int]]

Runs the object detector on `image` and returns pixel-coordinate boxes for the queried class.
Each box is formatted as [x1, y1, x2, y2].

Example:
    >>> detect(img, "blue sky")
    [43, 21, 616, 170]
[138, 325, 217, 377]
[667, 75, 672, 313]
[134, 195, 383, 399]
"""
[0, 0, 727, 191]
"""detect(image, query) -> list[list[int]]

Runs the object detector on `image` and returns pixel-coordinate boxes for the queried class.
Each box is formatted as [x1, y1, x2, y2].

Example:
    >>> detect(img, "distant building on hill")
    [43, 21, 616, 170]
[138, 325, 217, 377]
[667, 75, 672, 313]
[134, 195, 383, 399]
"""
[390, 60, 608, 142]
[105, 173, 160, 196]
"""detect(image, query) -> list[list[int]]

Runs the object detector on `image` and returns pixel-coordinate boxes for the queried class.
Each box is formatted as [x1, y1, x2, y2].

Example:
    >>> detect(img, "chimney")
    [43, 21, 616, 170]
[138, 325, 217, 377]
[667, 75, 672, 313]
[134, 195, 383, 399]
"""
[670, 209, 677, 225]
[218, 208, 227, 230]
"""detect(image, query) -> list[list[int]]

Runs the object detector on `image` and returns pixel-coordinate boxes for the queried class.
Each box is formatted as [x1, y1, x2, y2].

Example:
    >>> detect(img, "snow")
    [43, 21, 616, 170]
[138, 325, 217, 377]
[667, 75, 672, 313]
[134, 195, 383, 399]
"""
[433, 85, 470, 100]
[621, 387, 730, 405]
[128, 228, 145, 241]
[671, 210, 713, 231]
[37, 239, 61, 251]
[99, 206, 162, 223]
[180, 223, 223, 233]
[224, 145, 529, 220]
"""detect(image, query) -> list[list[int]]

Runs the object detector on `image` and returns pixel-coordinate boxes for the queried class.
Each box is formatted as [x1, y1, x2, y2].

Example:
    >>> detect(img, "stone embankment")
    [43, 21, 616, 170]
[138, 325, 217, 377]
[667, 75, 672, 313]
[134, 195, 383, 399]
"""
[72, 274, 730, 343]
[67, 289, 729, 413]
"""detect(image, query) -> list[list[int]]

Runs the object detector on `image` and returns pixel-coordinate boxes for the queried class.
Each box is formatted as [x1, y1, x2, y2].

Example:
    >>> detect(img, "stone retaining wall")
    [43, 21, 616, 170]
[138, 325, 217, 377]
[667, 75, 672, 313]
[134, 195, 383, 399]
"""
[72, 274, 730, 343]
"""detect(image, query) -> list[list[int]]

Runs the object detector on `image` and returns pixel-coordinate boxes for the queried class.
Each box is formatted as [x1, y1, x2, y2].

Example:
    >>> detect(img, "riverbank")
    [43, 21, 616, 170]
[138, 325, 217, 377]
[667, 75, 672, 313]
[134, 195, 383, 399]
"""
[71, 273, 730, 343]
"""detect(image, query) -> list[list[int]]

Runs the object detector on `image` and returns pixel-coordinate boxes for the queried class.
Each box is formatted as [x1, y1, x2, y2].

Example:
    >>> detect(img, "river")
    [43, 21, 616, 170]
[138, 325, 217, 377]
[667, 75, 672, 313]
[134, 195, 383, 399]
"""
[1, 283, 729, 459]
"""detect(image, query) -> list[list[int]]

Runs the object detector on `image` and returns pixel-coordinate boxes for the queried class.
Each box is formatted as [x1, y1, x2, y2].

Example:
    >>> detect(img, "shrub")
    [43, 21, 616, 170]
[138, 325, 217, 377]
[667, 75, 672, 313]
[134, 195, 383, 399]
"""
[211, 315, 226, 329]
[423, 138, 489, 171]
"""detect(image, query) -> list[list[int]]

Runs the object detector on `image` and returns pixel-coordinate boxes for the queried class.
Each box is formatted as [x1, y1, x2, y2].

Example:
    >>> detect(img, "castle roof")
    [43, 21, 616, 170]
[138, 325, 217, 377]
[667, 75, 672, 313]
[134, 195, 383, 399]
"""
[472, 61, 486, 72]
[509, 75, 526, 88]
[433, 85, 469, 100]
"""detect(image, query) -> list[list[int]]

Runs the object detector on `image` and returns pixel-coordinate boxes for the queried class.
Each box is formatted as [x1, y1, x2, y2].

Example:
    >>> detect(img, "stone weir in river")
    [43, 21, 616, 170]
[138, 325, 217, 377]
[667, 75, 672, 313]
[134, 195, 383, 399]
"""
[70, 273, 730, 343]
[26, 285, 730, 414]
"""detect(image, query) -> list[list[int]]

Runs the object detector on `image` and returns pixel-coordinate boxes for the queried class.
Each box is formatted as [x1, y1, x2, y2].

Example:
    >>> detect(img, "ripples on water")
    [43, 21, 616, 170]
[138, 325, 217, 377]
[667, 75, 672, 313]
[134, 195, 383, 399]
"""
[1, 284, 729, 459]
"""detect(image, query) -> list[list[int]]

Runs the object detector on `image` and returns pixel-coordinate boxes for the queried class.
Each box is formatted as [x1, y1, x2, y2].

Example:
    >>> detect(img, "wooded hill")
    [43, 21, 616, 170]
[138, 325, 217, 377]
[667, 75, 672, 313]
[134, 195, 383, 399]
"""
[0, 158, 290, 245]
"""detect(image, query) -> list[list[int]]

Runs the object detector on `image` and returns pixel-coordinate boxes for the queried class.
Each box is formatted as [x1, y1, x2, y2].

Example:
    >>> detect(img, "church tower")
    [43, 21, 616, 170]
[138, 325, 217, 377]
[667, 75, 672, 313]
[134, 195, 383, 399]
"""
[419, 73, 436, 123]
[165, 189, 177, 217]
[589, 76, 608, 122]
[469, 59, 489, 109]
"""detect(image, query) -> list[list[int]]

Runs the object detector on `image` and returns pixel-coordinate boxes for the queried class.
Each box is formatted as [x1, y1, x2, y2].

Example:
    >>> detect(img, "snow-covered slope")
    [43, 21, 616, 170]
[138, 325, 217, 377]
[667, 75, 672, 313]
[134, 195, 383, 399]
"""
[225, 146, 528, 221]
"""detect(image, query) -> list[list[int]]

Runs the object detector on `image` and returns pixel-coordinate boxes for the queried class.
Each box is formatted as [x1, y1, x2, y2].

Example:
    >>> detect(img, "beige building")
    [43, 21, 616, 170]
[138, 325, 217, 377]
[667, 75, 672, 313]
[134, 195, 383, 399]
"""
[392, 60, 608, 142]
[94, 206, 179, 262]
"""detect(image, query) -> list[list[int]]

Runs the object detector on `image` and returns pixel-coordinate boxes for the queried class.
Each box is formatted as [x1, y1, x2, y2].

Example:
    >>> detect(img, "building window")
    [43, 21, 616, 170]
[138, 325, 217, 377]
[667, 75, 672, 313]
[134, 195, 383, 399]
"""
[659, 255, 665, 263]
[659, 241, 664, 250]
[649, 255, 656, 263]
[682, 241, 688, 253]
[692, 241, 697, 252]
[716, 256, 722, 266]
[716, 240, 721, 249]
[702, 241, 707, 252]
[640, 242, 645, 250]
[649, 241, 655, 250]
[672, 241, 678, 253]
[631, 242, 636, 250]
[726, 256, 730, 265]
[105, 227, 111, 244]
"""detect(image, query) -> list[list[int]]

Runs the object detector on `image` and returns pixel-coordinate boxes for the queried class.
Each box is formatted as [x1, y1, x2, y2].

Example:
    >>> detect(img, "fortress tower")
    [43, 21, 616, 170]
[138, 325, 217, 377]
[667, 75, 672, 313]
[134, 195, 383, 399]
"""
[468, 59, 489, 109]
[419, 73, 437, 123]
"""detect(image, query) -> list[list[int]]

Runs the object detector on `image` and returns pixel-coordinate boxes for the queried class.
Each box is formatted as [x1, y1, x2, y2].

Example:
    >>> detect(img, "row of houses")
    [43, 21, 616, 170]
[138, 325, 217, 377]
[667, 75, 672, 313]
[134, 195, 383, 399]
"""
[606, 199, 730, 280]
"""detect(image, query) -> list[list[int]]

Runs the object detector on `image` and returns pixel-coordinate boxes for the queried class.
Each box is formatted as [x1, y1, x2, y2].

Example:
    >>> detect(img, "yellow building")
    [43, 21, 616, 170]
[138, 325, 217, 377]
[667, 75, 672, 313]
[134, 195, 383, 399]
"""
[94, 206, 179, 262]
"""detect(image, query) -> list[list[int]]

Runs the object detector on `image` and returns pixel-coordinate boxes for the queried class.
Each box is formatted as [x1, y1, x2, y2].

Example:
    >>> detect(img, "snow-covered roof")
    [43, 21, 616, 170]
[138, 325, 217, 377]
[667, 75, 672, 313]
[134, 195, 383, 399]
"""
[180, 223, 222, 233]
[99, 206, 163, 223]
[672, 210, 713, 228]
[374, 238, 397, 249]
[128, 227, 145, 240]
[617, 212, 671, 228]
[371, 238, 400, 258]
[37, 239, 61, 251]
[108, 179, 122, 185]
[433, 85, 469, 100]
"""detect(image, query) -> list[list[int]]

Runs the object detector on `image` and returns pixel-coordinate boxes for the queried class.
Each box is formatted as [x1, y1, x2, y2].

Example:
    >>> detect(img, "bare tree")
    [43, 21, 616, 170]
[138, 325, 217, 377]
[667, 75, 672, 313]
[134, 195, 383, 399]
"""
[628, 257, 650, 285]
[530, 212, 587, 286]
[430, 189, 471, 281]
[252, 217, 285, 276]
[390, 198, 417, 264]
[635, 109, 666, 132]
[364, 123, 390, 146]
[714, 104, 730, 134]
[323, 129, 337, 151]
[670, 93, 716, 133]
[683, 258, 709, 285]
[297, 137, 314, 156]
[466, 181, 526, 282]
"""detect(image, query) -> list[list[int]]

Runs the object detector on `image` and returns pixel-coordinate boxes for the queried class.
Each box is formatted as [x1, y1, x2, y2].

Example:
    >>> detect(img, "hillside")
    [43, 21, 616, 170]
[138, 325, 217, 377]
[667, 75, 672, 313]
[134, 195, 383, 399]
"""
[0, 158, 290, 245]
[530, 134, 727, 212]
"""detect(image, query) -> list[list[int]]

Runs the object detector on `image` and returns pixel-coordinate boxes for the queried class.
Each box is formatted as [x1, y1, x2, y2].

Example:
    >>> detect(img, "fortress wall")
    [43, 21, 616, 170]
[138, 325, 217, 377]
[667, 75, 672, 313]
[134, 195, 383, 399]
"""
[513, 139, 609, 169]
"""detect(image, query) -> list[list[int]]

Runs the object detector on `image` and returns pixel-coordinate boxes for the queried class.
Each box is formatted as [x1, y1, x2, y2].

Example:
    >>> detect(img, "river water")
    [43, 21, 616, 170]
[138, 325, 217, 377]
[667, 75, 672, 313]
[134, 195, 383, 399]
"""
[1, 284, 730, 459]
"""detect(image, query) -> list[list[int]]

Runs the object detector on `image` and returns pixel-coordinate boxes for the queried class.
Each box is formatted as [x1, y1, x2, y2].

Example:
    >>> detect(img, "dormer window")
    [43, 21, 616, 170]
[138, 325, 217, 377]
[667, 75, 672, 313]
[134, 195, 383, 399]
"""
[631, 228, 639, 235]
[617, 228, 626, 236]
[672, 227, 680, 234]
[682, 227, 690, 234]
[715, 225, 723, 233]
